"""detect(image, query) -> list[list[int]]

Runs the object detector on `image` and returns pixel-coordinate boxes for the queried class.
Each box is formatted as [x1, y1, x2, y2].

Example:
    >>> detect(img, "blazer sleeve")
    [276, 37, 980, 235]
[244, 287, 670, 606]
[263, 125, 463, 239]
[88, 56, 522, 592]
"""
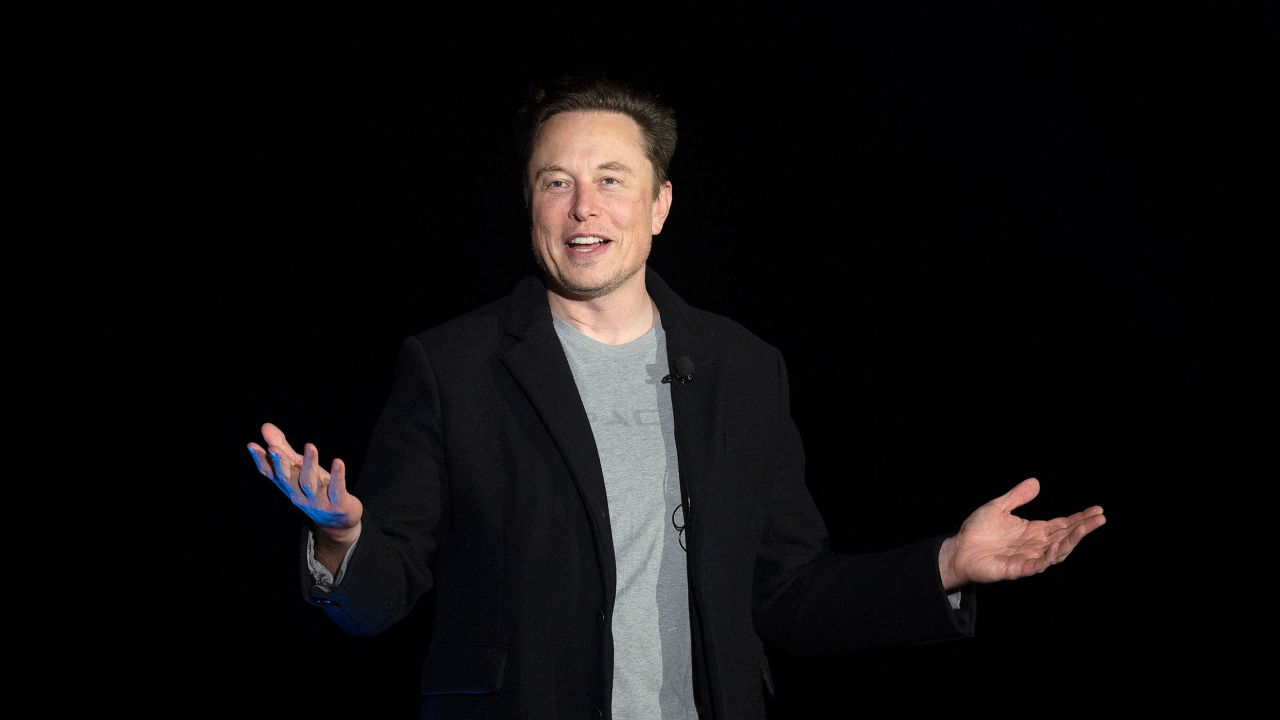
[298, 334, 449, 636]
[750, 349, 975, 655]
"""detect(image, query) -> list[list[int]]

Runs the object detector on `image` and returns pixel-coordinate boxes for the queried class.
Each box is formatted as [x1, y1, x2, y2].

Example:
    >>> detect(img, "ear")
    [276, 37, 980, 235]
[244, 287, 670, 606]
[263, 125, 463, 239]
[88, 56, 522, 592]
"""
[651, 180, 673, 235]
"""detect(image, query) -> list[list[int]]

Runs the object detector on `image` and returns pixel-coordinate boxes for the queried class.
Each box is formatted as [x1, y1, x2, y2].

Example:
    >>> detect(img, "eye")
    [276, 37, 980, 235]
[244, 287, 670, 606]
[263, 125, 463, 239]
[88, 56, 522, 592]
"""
[601, 177, 620, 186]
[544, 179, 569, 190]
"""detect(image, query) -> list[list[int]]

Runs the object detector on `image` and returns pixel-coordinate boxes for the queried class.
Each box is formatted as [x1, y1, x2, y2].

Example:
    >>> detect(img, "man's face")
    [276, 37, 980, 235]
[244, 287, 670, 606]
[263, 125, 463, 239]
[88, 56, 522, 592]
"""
[528, 111, 672, 300]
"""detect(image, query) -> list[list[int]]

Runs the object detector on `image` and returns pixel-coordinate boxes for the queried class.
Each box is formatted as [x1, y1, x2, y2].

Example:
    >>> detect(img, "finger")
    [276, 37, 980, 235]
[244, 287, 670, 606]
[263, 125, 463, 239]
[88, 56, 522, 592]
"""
[1043, 504, 1106, 537]
[261, 422, 303, 464]
[328, 457, 346, 505]
[268, 445, 299, 496]
[298, 443, 318, 499]
[993, 477, 1040, 513]
[247, 443, 274, 478]
[249, 444, 294, 496]
[1047, 539, 1063, 565]
[1081, 505, 1106, 521]
[1063, 511, 1107, 552]
[1046, 511, 1107, 565]
[1056, 507, 1107, 539]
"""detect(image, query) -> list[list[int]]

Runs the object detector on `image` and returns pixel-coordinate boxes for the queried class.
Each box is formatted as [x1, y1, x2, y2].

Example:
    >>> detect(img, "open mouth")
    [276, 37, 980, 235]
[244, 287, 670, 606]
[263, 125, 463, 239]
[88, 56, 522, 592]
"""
[566, 235, 611, 253]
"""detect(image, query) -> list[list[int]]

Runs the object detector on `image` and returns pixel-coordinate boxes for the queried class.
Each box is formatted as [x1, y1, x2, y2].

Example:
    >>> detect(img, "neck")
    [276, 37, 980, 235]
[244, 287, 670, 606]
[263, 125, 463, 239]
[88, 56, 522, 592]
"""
[546, 274, 656, 345]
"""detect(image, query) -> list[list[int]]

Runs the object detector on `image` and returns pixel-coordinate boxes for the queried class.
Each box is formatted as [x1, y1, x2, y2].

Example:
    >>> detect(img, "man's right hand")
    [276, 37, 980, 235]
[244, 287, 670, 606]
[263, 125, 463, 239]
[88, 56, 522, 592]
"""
[247, 422, 363, 566]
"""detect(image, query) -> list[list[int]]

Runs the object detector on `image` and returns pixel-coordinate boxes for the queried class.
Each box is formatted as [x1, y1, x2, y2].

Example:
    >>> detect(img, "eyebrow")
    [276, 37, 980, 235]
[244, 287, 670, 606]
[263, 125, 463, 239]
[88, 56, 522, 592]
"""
[532, 161, 635, 178]
[597, 161, 633, 174]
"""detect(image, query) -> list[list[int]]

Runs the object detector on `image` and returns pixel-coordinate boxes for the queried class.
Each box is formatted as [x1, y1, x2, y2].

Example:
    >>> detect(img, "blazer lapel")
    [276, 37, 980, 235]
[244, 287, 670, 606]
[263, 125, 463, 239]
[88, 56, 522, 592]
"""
[498, 276, 617, 605]
[647, 268, 721, 556]
[494, 268, 724, 606]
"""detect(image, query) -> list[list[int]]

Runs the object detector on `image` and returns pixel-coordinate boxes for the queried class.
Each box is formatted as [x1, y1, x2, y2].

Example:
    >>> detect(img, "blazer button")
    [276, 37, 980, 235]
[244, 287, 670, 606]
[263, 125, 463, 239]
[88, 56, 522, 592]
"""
[594, 609, 605, 626]
[591, 707, 604, 720]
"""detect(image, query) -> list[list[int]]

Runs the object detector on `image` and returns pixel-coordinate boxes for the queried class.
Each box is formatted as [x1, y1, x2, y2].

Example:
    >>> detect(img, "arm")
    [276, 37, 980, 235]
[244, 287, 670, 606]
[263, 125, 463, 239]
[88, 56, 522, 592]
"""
[246, 336, 449, 636]
[752, 350, 974, 654]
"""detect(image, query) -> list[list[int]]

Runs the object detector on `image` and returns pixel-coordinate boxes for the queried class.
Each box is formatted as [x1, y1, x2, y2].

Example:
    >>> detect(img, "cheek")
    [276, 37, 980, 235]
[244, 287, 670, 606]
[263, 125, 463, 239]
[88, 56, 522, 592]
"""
[532, 229, 555, 258]
[603, 197, 643, 227]
[529, 215, 554, 243]
[531, 200, 566, 230]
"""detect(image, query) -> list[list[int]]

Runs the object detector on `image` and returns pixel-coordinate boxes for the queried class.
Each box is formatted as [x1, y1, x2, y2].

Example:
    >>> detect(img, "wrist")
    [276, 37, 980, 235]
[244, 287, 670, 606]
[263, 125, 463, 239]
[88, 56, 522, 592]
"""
[315, 523, 361, 549]
[938, 535, 964, 591]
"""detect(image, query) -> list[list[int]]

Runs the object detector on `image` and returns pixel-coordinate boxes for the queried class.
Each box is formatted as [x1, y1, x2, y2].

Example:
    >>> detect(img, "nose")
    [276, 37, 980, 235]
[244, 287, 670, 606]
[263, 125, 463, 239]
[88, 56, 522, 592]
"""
[570, 185, 599, 221]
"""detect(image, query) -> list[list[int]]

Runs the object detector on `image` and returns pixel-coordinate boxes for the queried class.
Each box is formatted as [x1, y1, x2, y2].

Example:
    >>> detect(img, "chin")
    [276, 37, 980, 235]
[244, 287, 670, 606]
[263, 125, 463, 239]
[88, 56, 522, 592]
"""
[550, 279, 612, 300]
[548, 270, 626, 301]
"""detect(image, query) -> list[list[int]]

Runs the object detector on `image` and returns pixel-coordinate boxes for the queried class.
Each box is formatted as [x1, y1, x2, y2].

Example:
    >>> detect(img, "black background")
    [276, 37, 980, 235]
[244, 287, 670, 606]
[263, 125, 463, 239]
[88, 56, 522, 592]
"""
[18, 3, 1275, 717]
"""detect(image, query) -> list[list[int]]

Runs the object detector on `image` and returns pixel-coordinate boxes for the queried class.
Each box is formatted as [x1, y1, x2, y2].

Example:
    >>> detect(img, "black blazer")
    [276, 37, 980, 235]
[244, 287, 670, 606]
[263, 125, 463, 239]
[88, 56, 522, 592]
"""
[299, 267, 974, 719]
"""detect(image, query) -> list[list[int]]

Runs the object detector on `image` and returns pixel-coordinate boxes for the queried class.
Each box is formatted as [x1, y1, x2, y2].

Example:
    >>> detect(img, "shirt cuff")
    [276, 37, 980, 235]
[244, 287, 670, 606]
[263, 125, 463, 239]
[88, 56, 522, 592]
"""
[306, 531, 359, 592]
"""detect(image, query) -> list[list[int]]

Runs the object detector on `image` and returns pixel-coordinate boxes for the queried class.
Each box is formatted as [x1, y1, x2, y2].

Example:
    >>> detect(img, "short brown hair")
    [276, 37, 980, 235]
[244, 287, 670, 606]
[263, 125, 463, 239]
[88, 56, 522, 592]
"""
[515, 74, 677, 204]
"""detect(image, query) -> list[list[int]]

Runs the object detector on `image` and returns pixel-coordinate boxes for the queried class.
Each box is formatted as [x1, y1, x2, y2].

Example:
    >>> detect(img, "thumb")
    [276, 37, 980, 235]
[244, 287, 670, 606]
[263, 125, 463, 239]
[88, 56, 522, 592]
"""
[992, 477, 1040, 513]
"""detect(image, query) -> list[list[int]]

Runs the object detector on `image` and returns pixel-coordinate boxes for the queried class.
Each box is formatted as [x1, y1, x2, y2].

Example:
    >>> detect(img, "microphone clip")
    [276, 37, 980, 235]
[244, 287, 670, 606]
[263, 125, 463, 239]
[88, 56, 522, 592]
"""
[662, 355, 695, 384]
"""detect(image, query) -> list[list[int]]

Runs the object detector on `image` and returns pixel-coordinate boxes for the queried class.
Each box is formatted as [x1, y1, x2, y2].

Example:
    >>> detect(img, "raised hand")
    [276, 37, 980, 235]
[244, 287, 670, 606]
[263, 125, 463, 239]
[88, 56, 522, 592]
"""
[247, 422, 363, 548]
[939, 477, 1106, 589]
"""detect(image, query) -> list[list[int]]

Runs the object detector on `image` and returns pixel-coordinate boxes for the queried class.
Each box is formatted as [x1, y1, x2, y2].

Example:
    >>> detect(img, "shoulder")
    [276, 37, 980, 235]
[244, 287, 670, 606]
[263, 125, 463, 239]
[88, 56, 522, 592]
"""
[414, 295, 507, 348]
[403, 274, 543, 361]
[685, 303, 781, 358]
[649, 268, 783, 361]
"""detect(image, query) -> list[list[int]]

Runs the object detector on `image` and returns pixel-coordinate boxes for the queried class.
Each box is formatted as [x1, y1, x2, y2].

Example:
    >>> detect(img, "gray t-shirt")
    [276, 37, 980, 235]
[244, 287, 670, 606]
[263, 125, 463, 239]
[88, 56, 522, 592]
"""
[553, 314, 697, 720]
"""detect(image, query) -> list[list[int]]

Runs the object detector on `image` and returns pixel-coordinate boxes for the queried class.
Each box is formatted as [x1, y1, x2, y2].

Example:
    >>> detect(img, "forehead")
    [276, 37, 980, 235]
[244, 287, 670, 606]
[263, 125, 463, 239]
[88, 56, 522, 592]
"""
[531, 111, 648, 166]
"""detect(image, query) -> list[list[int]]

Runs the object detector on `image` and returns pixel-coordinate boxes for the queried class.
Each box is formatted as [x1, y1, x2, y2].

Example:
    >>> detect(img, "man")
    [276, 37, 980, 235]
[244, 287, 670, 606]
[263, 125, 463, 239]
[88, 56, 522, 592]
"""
[247, 75, 1106, 719]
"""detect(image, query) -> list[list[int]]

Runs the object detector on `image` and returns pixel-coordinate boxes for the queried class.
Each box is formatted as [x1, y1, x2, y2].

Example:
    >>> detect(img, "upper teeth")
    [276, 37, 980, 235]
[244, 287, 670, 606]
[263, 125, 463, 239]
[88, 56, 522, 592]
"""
[570, 236, 605, 245]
